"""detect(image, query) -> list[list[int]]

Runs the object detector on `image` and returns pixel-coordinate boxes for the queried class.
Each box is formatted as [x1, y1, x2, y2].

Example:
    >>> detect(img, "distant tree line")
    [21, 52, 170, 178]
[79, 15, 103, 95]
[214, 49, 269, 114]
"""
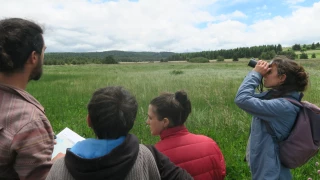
[291, 42, 319, 59]
[167, 44, 283, 61]
[44, 51, 174, 65]
[292, 42, 320, 51]
[44, 43, 319, 65]
[167, 42, 319, 62]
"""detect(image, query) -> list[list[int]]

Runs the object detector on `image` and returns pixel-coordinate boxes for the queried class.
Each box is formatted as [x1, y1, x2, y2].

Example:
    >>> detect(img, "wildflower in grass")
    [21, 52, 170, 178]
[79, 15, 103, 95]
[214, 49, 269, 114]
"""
[318, 169, 320, 174]
[316, 162, 319, 166]
[307, 178, 312, 180]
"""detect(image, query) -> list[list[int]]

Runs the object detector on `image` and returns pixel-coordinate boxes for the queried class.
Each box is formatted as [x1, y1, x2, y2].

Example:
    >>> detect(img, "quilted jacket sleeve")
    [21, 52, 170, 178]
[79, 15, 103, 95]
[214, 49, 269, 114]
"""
[145, 145, 193, 180]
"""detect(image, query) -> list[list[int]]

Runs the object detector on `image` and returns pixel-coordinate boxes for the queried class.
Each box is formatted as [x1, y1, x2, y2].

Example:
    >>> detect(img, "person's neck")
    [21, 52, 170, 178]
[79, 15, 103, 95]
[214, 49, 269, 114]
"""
[0, 73, 29, 90]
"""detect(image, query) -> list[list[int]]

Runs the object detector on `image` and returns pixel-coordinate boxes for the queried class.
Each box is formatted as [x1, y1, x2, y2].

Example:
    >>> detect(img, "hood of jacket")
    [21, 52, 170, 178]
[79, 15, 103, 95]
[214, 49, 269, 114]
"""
[64, 134, 139, 180]
[255, 89, 301, 101]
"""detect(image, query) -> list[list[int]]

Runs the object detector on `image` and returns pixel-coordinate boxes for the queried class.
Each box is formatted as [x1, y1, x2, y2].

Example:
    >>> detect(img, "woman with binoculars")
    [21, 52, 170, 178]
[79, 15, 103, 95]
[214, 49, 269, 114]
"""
[234, 56, 308, 180]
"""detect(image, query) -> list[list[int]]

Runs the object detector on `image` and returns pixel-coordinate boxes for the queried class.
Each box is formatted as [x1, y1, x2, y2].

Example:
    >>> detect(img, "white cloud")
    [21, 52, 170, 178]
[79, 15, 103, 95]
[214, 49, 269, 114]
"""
[248, 2, 320, 46]
[216, 10, 247, 21]
[0, 0, 319, 52]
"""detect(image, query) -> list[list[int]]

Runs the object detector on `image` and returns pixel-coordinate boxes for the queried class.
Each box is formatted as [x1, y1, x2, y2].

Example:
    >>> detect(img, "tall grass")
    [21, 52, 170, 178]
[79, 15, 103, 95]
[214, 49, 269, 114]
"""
[27, 60, 320, 179]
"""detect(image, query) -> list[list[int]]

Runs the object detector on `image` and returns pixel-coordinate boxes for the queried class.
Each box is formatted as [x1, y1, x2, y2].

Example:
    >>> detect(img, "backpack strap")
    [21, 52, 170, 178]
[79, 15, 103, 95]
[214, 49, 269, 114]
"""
[264, 94, 303, 141]
[264, 121, 280, 142]
[283, 92, 303, 105]
[284, 98, 303, 108]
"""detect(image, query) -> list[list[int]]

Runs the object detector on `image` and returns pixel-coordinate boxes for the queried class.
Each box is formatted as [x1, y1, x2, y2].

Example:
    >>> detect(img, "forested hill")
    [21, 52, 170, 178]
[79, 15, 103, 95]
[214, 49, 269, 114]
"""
[44, 42, 320, 65]
[45, 50, 175, 64]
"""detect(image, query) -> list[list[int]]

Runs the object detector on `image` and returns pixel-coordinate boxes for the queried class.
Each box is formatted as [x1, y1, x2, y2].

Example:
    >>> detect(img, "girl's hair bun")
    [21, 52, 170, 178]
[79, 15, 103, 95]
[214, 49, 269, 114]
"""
[175, 90, 188, 105]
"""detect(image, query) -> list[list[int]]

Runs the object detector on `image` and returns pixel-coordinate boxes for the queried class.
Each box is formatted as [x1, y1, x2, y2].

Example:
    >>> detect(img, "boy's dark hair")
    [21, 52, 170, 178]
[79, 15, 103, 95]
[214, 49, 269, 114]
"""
[0, 18, 44, 73]
[150, 90, 191, 127]
[87, 86, 138, 139]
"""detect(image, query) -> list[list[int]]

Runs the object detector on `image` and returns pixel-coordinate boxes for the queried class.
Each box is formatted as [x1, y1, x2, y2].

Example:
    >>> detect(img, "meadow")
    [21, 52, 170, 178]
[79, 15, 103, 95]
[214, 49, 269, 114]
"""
[27, 59, 320, 180]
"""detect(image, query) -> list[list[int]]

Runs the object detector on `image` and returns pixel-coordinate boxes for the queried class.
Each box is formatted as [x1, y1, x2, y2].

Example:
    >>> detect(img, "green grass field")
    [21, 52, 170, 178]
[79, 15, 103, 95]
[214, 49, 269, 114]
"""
[27, 59, 320, 179]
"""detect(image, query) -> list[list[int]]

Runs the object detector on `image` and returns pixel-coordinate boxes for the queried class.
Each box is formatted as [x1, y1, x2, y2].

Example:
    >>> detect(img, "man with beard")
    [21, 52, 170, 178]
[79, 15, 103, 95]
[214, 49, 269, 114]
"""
[0, 18, 55, 180]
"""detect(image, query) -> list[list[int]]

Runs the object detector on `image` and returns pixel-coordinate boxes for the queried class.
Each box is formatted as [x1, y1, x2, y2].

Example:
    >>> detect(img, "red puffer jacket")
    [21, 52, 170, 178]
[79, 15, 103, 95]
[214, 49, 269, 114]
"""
[155, 125, 226, 180]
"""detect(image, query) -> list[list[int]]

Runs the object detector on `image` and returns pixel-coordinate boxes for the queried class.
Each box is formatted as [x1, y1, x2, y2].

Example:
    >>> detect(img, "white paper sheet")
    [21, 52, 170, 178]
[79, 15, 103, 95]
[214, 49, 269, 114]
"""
[51, 127, 85, 159]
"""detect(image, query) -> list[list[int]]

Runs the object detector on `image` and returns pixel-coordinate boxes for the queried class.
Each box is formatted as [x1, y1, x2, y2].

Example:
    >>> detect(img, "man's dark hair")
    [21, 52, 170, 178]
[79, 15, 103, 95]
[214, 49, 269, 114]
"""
[87, 86, 138, 139]
[0, 18, 44, 73]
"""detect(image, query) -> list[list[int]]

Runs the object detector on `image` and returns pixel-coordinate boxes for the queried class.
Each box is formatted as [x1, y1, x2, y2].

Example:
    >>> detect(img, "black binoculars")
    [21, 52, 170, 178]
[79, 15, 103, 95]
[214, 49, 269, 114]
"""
[248, 58, 257, 68]
[248, 59, 273, 68]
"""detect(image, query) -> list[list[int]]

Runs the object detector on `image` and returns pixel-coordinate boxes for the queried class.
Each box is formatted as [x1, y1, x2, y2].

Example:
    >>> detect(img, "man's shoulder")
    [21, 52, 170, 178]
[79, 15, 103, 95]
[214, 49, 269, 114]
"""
[0, 83, 44, 112]
[0, 86, 49, 135]
[0, 89, 45, 117]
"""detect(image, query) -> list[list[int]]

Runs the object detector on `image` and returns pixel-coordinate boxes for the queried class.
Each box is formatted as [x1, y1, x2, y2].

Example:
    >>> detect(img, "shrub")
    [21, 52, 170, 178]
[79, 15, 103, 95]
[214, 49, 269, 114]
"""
[160, 59, 168, 62]
[170, 70, 184, 75]
[260, 50, 276, 60]
[71, 60, 78, 65]
[102, 55, 118, 64]
[188, 57, 209, 63]
[232, 56, 239, 61]
[277, 50, 296, 60]
[217, 56, 224, 62]
[311, 53, 316, 58]
[300, 53, 308, 59]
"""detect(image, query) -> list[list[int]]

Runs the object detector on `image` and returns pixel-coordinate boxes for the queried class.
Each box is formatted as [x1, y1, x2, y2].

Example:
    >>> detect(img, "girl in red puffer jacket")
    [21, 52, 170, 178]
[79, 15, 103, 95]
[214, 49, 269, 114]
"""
[146, 90, 226, 180]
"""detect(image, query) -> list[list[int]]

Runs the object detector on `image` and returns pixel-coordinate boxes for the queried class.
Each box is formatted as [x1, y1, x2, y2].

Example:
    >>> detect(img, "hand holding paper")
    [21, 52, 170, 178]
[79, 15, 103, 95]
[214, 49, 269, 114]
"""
[51, 127, 85, 159]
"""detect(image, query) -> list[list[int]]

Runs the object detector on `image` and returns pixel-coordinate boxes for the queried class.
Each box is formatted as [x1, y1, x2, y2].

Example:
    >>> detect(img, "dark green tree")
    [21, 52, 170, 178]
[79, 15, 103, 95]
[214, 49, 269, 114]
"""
[71, 60, 78, 65]
[300, 53, 308, 59]
[277, 50, 296, 60]
[276, 44, 282, 53]
[292, 44, 301, 51]
[102, 55, 118, 64]
[232, 54, 239, 61]
[260, 50, 276, 60]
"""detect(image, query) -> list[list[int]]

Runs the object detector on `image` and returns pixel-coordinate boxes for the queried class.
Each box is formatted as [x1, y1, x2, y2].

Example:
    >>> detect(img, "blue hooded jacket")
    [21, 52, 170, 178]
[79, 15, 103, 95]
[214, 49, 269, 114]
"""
[235, 71, 300, 180]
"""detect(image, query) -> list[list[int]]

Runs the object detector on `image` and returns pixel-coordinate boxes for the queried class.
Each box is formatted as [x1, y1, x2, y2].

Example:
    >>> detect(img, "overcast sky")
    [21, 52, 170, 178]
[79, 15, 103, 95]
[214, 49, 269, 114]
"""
[1, 0, 320, 52]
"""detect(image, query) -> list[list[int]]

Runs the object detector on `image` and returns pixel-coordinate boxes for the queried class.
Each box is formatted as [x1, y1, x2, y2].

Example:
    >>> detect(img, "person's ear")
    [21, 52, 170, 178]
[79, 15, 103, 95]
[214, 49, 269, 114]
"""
[86, 114, 92, 128]
[163, 118, 170, 128]
[26, 51, 38, 65]
[279, 74, 287, 84]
